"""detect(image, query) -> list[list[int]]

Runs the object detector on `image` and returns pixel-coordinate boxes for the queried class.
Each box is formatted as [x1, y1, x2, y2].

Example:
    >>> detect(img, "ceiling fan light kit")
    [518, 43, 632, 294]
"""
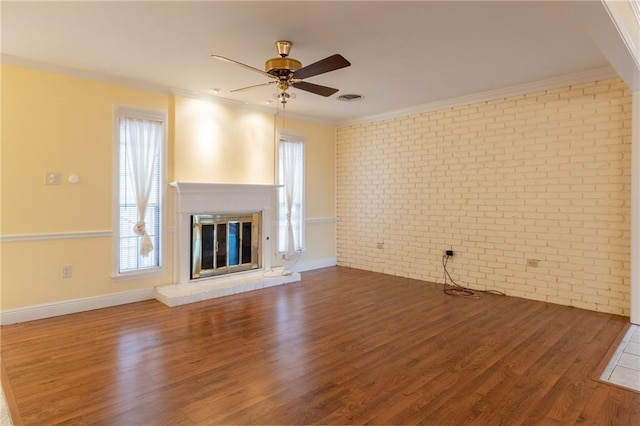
[211, 40, 351, 107]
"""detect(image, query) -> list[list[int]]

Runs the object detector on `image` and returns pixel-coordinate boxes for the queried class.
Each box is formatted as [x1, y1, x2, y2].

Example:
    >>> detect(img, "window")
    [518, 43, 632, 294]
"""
[114, 106, 166, 276]
[277, 132, 305, 256]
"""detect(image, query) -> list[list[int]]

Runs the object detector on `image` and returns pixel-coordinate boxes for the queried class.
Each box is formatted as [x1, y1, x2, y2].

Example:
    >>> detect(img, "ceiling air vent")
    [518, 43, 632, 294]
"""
[337, 94, 363, 101]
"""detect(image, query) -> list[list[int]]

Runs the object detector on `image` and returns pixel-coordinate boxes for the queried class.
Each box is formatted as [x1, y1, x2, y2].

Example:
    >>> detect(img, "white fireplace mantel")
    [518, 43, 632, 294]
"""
[155, 181, 300, 307]
[169, 182, 281, 215]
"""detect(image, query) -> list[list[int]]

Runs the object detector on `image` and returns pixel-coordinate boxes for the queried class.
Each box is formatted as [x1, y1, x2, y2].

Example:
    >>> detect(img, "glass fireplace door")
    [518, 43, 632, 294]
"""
[191, 213, 261, 279]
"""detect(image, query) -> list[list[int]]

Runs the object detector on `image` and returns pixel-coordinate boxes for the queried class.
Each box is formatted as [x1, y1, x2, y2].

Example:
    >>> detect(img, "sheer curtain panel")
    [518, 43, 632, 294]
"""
[123, 118, 162, 257]
[278, 138, 304, 258]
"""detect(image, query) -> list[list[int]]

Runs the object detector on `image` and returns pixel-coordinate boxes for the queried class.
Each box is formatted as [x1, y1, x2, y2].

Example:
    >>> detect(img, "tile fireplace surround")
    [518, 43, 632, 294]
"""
[155, 182, 300, 307]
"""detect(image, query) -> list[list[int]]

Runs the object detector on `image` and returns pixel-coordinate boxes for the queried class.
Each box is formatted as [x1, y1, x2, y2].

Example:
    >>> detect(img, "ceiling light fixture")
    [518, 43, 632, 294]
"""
[273, 90, 296, 105]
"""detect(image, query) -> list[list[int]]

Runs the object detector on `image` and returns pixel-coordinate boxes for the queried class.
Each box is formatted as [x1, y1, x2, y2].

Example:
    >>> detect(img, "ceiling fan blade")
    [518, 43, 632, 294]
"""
[292, 54, 351, 80]
[211, 55, 276, 79]
[292, 81, 339, 97]
[230, 81, 277, 93]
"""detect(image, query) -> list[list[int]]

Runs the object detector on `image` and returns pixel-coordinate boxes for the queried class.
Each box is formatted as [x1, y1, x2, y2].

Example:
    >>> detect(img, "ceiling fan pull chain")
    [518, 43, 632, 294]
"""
[282, 97, 286, 128]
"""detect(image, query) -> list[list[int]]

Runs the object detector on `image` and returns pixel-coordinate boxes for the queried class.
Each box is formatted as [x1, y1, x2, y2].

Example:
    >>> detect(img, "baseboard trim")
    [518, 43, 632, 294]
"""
[0, 288, 155, 325]
[292, 257, 337, 273]
[0, 258, 337, 324]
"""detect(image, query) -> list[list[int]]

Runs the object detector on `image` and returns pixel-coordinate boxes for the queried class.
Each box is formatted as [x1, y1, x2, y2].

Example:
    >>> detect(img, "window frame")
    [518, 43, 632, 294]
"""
[276, 130, 306, 255]
[112, 105, 168, 279]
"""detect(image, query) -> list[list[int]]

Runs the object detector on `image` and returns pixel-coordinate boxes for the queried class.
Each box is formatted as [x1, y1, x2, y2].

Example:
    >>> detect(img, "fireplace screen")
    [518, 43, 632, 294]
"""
[191, 213, 261, 279]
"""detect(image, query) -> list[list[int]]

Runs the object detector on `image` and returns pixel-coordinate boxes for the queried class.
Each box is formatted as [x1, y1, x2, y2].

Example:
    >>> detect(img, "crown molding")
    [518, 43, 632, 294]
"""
[1, 54, 621, 129]
[1, 53, 174, 95]
[602, 0, 640, 73]
[632, 0, 640, 24]
[170, 87, 334, 126]
[1, 54, 334, 126]
[337, 66, 619, 127]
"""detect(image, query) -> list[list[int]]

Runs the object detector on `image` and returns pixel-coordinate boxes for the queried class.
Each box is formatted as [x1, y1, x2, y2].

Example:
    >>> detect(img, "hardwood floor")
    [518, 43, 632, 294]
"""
[1, 266, 638, 425]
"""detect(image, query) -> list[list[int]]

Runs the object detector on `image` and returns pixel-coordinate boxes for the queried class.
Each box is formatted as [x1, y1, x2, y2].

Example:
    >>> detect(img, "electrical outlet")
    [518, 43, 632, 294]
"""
[45, 172, 61, 185]
[446, 250, 454, 257]
[62, 265, 73, 279]
[527, 259, 540, 268]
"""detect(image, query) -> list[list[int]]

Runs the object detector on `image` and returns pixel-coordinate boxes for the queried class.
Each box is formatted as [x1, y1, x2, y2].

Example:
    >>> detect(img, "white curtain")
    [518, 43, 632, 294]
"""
[280, 141, 303, 259]
[124, 118, 162, 257]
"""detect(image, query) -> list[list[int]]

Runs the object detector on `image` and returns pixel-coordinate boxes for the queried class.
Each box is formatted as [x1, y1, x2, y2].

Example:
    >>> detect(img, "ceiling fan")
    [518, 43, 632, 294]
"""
[211, 41, 351, 106]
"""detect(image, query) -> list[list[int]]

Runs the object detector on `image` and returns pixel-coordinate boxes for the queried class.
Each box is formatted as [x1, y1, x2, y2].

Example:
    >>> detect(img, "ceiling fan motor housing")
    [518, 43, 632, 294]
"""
[265, 57, 301, 77]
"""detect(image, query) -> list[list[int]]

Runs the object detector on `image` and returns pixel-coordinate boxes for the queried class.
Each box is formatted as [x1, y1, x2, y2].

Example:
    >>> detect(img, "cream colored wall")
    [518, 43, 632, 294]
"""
[1, 67, 336, 311]
[279, 117, 336, 219]
[173, 96, 336, 266]
[0, 64, 4, 309]
[276, 117, 336, 266]
[336, 78, 633, 316]
[1, 65, 172, 309]
[173, 96, 275, 184]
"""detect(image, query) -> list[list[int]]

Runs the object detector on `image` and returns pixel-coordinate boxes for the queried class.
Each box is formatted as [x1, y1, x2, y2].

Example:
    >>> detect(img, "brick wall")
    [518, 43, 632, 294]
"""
[336, 78, 632, 316]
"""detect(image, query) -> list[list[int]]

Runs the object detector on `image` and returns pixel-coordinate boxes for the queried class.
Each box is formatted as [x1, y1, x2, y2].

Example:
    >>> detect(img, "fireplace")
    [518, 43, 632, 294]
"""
[167, 182, 280, 285]
[191, 212, 261, 279]
[157, 182, 300, 307]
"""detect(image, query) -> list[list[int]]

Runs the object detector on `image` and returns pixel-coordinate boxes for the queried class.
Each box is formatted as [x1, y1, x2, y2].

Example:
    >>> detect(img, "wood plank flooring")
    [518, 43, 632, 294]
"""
[1, 266, 638, 425]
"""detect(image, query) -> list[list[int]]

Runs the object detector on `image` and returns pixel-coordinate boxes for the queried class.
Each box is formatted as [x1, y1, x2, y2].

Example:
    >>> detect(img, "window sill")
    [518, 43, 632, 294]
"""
[111, 266, 168, 281]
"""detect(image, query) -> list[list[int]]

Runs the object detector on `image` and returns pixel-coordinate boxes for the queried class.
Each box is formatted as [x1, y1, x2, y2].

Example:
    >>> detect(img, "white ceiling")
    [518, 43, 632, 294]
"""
[1, 1, 619, 123]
